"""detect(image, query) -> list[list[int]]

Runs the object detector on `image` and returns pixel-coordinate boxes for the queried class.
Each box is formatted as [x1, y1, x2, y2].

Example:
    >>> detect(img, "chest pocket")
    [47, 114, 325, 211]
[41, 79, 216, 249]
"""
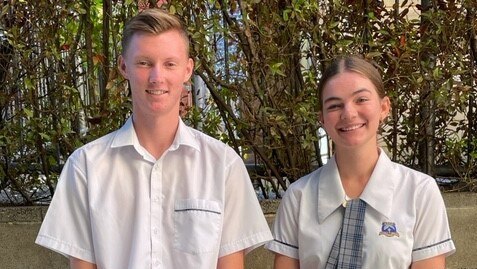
[364, 220, 412, 267]
[173, 199, 222, 254]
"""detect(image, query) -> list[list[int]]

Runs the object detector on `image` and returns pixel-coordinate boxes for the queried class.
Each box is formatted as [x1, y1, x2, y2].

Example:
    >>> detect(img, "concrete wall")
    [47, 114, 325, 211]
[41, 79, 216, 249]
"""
[1, 192, 476, 269]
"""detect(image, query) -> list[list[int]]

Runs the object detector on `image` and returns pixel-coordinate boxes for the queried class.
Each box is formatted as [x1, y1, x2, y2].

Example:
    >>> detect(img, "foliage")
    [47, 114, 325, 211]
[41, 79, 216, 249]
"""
[0, 0, 132, 204]
[0, 0, 476, 204]
[172, 0, 477, 194]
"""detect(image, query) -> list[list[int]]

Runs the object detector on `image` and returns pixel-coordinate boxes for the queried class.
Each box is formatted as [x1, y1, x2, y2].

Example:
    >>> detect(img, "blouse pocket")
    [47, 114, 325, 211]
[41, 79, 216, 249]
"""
[173, 199, 222, 254]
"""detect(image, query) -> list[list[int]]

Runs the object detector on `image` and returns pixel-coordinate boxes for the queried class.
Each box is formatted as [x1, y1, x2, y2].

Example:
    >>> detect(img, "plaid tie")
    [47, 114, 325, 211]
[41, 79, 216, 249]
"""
[325, 199, 366, 269]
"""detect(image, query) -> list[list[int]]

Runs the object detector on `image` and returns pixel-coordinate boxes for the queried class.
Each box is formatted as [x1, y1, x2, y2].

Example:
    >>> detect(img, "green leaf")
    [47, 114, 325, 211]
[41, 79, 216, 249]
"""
[39, 133, 51, 140]
[283, 9, 291, 21]
[337, 39, 353, 47]
[432, 67, 441, 79]
[270, 62, 286, 77]
[24, 77, 34, 89]
[169, 5, 176, 14]
[24, 108, 34, 119]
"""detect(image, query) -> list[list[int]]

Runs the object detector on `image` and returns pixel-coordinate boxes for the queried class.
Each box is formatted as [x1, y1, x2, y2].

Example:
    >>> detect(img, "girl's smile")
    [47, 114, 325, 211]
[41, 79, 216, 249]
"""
[320, 71, 390, 150]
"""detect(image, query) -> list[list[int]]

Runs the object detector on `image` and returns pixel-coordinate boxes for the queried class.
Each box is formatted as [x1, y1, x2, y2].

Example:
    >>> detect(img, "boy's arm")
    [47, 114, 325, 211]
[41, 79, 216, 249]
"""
[217, 250, 245, 269]
[70, 257, 97, 269]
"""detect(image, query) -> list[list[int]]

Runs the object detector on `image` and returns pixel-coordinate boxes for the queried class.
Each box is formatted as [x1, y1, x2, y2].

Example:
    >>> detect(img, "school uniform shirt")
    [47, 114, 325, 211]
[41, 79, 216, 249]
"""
[36, 117, 272, 269]
[266, 150, 455, 269]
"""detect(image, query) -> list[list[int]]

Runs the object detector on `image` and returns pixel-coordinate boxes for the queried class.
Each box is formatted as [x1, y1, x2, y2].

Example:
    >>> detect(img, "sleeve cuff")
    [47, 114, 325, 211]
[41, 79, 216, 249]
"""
[412, 238, 456, 261]
[35, 234, 95, 264]
[265, 239, 299, 259]
[219, 230, 273, 257]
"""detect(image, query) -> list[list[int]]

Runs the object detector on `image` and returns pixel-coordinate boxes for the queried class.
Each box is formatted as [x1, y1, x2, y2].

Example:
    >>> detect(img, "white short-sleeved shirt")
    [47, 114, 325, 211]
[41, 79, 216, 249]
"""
[36, 117, 272, 269]
[266, 151, 455, 269]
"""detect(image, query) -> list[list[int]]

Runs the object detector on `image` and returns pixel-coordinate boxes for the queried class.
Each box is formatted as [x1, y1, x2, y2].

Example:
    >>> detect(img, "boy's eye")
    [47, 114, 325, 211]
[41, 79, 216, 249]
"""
[137, 61, 151, 66]
[165, 62, 177, 68]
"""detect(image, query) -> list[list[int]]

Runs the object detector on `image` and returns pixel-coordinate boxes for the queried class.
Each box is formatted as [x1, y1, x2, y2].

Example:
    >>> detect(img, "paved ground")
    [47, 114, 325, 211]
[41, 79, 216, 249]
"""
[1, 192, 476, 269]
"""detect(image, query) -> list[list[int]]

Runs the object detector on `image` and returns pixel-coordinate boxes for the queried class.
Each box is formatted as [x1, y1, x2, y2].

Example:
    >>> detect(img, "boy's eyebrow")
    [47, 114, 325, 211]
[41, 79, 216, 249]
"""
[323, 88, 372, 104]
[133, 55, 151, 60]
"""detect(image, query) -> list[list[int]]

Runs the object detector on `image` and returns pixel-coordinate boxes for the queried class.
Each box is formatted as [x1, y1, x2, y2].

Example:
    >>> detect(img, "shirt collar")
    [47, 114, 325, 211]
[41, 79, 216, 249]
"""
[111, 117, 136, 148]
[110, 116, 201, 153]
[317, 149, 395, 223]
[170, 118, 201, 152]
[360, 150, 395, 219]
[317, 156, 345, 224]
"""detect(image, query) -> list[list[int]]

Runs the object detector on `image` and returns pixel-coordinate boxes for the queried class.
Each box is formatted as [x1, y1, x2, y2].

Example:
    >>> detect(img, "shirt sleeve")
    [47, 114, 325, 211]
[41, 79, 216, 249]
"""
[35, 152, 96, 263]
[265, 184, 300, 259]
[412, 177, 456, 261]
[218, 153, 273, 257]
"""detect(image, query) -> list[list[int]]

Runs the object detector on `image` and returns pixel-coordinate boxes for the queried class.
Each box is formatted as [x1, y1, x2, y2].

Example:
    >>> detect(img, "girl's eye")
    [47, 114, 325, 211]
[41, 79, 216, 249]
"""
[327, 104, 342, 110]
[357, 97, 369, 103]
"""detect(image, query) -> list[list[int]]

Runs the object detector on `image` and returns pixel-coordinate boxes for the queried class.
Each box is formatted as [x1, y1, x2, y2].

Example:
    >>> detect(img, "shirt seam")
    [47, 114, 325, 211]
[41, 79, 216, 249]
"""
[412, 238, 453, 252]
[273, 239, 299, 249]
[36, 234, 94, 261]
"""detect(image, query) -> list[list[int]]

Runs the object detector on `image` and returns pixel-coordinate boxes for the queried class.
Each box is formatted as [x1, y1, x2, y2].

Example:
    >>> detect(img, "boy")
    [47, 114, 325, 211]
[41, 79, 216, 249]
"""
[36, 9, 272, 269]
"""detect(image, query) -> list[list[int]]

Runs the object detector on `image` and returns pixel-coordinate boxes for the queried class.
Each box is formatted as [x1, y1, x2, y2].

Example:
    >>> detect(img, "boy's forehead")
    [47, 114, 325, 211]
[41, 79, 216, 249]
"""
[126, 31, 189, 56]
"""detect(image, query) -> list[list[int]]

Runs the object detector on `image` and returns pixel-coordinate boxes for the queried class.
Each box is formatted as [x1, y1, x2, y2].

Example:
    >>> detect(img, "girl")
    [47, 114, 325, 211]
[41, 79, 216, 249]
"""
[266, 56, 455, 269]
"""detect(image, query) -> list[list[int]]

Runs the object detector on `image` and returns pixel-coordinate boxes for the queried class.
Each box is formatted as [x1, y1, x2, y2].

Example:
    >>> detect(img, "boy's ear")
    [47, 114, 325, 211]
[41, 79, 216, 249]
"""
[184, 58, 194, 82]
[118, 55, 128, 79]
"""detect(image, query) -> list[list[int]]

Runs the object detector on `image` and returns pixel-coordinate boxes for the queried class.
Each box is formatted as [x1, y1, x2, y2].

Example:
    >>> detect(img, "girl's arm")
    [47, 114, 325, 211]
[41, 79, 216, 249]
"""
[273, 253, 299, 269]
[410, 254, 445, 269]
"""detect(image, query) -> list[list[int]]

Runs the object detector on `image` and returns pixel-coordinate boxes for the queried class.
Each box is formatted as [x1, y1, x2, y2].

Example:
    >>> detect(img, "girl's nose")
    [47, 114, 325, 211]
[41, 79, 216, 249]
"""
[340, 104, 357, 120]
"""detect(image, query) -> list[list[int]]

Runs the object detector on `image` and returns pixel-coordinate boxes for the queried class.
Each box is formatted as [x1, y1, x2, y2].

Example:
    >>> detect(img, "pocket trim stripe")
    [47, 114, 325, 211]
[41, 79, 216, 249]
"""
[174, 208, 221, 215]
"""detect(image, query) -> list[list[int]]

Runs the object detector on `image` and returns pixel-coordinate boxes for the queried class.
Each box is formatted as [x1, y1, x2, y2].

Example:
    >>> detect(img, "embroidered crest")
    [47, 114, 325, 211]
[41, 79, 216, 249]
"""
[379, 222, 400, 237]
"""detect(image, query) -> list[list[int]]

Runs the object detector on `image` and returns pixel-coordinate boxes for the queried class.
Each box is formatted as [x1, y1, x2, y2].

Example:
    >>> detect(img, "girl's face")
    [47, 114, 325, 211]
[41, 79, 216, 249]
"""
[320, 71, 390, 151]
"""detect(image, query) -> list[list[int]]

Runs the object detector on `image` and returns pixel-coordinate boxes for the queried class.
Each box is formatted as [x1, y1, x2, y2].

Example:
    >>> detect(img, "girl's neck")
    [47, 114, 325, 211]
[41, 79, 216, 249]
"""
[334, 144, 380, 198]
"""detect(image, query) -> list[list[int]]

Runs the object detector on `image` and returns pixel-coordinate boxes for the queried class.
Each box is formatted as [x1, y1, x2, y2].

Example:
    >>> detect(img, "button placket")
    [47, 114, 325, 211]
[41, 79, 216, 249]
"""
[151, 161, 163, 268]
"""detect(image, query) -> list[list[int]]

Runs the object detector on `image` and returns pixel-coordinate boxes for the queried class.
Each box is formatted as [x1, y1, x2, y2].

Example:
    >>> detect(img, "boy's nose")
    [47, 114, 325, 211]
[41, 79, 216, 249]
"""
[149, 67, 164, 84]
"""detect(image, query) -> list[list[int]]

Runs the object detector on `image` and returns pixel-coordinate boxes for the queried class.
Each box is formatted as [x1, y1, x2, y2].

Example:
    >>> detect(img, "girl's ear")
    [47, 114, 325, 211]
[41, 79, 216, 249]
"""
[380, 96, 391, 122]
[318, 111, 324, 126]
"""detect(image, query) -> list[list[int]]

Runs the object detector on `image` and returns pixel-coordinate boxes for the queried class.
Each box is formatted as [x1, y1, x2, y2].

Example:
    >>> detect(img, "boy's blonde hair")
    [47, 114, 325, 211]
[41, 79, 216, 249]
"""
[121, 9, 190, 56]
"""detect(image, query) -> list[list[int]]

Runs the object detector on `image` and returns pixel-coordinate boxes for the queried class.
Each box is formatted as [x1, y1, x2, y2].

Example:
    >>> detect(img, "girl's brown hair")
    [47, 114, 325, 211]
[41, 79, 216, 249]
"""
[318, 56, 385, 109]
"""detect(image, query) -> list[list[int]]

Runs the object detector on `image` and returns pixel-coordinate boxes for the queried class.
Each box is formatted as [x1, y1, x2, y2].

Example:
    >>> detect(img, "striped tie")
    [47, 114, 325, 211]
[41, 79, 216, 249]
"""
[325, 199, 366, 269]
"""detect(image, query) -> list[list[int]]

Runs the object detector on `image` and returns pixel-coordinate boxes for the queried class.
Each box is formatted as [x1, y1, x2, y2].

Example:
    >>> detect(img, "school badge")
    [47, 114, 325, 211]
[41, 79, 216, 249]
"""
[379, 222, 400, 237]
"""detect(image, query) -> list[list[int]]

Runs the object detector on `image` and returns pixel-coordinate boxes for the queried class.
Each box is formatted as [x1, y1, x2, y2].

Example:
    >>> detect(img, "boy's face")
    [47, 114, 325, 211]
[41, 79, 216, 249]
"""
[119, 30, 193, 120]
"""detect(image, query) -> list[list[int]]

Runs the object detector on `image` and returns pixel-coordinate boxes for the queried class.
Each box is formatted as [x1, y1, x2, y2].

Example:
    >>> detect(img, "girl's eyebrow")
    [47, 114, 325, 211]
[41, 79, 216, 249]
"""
[323, 88, 372, 104]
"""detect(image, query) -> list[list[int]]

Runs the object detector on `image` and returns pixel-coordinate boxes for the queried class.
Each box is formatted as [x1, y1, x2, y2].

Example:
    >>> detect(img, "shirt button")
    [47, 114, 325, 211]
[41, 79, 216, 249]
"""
[153, 228, 158, 235]
[153, 196, 160, 203]
[154, 260, 159, 266]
